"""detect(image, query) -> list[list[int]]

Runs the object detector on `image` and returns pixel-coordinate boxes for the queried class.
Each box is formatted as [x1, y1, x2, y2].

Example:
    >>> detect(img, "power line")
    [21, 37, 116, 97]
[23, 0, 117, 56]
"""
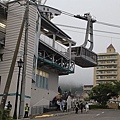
[61, 10, 74, 17]
[56, 23, 120, 35]
[96, 21, 120, 29]
[62, 28, 120, 40]
[94, 29, 120, 35]
[43, 0, 47, 5]
[56, 23, 85, 30]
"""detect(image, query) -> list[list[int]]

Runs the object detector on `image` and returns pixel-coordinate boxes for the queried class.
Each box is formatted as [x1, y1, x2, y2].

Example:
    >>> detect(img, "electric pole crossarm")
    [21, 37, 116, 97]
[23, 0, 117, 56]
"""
[0, 8, 27, 120]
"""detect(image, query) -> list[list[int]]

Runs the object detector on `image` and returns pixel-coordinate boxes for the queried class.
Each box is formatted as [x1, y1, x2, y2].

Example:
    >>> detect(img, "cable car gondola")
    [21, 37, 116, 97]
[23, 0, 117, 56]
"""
[69, 13, 98, 67]
[70, 46, 97, 67]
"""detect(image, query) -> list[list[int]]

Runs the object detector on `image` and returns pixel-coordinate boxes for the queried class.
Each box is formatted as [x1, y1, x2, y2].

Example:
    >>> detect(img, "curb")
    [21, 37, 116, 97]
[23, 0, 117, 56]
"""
[53, 111, 75, 116]
[34, 110, 75, 118]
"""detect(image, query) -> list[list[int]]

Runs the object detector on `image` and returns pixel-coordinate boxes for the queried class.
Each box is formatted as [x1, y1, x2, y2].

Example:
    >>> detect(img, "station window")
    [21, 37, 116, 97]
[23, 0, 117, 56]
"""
[36, 70, 49, 89]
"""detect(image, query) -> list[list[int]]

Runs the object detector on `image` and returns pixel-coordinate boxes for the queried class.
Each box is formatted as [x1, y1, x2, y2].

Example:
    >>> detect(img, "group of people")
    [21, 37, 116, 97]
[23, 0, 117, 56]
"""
[56, 99, 67, 112]
[74, 101, 89, 114]
[52, 95, 72, 112]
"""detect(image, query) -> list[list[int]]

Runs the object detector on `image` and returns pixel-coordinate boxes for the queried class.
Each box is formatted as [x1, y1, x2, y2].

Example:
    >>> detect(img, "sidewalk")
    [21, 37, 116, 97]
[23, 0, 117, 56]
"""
[34, 109, 75, 119]
[16, 109, 75, 119]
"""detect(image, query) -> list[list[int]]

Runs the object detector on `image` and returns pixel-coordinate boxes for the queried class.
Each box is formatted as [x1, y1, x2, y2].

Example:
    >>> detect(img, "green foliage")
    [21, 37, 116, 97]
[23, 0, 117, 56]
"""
[0, 109, 13, 120]
[84, 97, 90, 101]
[89, 82, 119, 106]
[113, 81, 120, 97]
[89, 105, 108, 109]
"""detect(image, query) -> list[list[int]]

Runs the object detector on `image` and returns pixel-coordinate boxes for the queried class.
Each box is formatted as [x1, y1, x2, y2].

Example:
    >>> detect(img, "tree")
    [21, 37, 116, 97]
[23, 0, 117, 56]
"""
[89, 82, 118, 106]
[113, 81, 120, 100]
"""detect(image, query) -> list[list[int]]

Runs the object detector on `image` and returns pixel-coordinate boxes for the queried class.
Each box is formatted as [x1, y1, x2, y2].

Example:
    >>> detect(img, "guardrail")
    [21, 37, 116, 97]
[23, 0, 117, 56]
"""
[31, 105, 49, 115]
[40, 34, 67, 53]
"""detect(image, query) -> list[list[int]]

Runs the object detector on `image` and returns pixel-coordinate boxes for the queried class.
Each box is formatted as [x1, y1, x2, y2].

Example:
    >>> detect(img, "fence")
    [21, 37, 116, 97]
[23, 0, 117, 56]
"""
[40, 34, 67, 53]
[31, 105, 49, 115]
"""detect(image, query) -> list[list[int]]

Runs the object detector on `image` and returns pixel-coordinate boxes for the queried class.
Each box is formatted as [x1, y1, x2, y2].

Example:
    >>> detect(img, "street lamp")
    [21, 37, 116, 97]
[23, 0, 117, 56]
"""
[13, 58, 24, 119]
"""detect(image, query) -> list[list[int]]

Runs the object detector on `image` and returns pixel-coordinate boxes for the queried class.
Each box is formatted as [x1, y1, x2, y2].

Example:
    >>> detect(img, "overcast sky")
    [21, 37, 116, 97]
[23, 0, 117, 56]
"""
[45, 0, 120, 86]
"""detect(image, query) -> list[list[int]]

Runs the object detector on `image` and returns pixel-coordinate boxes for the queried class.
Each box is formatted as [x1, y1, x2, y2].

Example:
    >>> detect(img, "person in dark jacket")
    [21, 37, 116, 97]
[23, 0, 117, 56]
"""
[80, 102, 84, 113]
[7, 101, 12, 117]
[7, 101, 12, 110]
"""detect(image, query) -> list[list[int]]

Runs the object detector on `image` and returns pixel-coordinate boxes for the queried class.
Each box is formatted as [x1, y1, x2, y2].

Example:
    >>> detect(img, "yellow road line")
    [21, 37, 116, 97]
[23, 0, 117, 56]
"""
[35, 114, 54, 118]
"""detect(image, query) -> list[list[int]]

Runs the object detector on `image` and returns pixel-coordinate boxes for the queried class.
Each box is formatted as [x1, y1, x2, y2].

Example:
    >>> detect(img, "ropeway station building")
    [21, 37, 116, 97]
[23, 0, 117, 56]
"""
[0, 0, 97, 117]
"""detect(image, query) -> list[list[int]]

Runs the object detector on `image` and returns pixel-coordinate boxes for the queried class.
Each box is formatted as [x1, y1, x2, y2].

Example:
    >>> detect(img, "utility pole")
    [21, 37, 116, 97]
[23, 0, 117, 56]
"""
[0, 7, 27, 120]
[19, 0, 29, 118]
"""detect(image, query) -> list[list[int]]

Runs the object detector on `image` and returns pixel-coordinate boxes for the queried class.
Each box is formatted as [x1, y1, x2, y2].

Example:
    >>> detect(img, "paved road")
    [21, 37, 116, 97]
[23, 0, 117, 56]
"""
[31, 109, 120, 120]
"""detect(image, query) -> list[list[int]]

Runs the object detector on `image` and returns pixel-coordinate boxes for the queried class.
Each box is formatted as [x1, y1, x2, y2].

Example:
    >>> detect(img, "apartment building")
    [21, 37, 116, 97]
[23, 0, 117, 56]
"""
[94, 44, 120, 86]
[83, 85, 93, 93]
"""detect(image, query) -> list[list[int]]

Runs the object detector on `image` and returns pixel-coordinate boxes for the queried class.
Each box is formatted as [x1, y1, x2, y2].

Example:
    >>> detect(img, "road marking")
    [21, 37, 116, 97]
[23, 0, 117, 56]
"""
[35, 114, 54, 118]
[96, 114, 100, 116]
[96, 111, 104, 117]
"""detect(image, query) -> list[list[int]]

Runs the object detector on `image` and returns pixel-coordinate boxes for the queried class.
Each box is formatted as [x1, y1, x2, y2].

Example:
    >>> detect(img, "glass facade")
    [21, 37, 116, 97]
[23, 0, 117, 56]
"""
[36, 70, 49, 89]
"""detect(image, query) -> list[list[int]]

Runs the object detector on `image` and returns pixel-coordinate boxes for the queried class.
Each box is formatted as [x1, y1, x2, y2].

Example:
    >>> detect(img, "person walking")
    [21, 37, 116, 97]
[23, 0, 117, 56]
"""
[24, 103, 29, 118]
[75, 102, 79, 114]
[80, 102, 84, 113]
[85, 102, 89, 113]
[61, 100, 66, 112]
[56, 99, 60, 111]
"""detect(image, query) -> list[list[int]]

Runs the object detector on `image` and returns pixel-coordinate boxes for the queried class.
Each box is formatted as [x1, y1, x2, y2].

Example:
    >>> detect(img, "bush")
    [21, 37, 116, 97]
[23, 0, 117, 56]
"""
[89, 105, 108, 109]
[0, 109, 13, 120]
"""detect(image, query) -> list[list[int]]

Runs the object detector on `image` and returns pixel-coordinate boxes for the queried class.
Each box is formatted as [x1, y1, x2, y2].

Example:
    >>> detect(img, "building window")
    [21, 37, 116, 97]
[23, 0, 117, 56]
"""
[98, 56, 104, 59]
[109, 55, 116, 58]
[36, 70, 49, 89]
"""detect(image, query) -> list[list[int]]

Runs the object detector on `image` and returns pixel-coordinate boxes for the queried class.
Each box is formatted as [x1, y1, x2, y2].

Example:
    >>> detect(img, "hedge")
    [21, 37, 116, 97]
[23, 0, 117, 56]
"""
[89, 105, 108, 109]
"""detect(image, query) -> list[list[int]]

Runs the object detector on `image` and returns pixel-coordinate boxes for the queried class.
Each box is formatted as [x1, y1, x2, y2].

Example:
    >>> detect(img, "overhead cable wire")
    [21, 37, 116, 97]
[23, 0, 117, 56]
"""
[56, 23, 120, 35]
[60, 10, 120, 29]
[96, 21, 120, 28]
[94, 29, 120, 35]
[62, 28, 120, 40]
[43, 0, 47, 5]
[56, 24, 85, 30]
[60, 10, 75, 17]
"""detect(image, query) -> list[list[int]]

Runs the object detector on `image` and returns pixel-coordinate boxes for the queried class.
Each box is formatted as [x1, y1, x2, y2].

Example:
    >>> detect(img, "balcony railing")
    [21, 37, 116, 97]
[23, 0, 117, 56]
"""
[40, 34, 68, 54]
[96, 72, 117, 75]
[98, 62, 117, 65]
[97, 67, 117, 70]
[96, 77, 117, 80]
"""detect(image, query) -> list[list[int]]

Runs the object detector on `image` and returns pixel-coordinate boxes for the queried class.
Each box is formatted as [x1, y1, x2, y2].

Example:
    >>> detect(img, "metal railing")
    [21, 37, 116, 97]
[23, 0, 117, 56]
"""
[40, 34, 67, 54]
[31, 105, 49, 115]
